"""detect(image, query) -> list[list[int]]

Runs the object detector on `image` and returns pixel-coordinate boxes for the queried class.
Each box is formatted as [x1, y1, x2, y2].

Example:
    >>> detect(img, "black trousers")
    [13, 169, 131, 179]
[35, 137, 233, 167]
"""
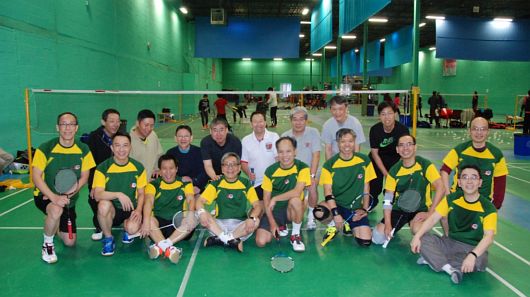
[524, 114, 530, 134]
[270, 106, 278, 126]
[200, 111, 209, 126]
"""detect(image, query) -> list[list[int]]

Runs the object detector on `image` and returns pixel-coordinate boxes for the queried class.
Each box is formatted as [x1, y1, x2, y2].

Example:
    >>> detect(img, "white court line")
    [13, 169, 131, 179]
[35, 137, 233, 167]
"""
[432, 228, 527, 297]
[0, 188, 28, 201]
[0, 198, 33, 217]
[507, 164, 530, 173]
[507, 175, 530, 184]
[0, 226, 125, 230]
[176, 229, 205, 297]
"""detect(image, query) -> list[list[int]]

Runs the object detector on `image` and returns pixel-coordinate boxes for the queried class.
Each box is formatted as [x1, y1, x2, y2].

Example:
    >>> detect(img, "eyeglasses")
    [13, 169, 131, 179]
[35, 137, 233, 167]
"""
[222, 162, 240, 168]
[471, 127, 488, 132]
[176, 135, 191, 139]
[397, 142, 415, 147]
[58, 122, 77, 127]
[460, 174, 480, 181]
[212, 128, 226, 133]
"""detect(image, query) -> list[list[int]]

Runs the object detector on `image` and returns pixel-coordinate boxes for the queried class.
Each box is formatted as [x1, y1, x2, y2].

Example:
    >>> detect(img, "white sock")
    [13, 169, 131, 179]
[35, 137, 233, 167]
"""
[158, 239, 172, 250]
[307, 207, 315, 221]
[219, 232, 234, 244]
[43, 234, 54, 244]
[292, 222, 302, 235]
[442, 264, 454, 275]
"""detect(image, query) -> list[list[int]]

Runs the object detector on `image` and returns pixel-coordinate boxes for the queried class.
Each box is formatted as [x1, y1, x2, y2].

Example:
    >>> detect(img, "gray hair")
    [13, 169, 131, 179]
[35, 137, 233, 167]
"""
[221, 152, 240, 164]
[290, 106, 309, 120]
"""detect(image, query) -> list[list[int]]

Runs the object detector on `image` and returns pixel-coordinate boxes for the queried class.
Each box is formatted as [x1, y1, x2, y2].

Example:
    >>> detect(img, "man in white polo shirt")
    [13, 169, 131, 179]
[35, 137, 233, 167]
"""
[241, 111, 279, 201]
[282, 106, 321, 230]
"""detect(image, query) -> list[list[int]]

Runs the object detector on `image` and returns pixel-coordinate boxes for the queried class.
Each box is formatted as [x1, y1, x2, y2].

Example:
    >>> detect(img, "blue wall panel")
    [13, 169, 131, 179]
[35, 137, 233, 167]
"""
[310, 0, 333, 53]
[384, 25, 413, 68]
[339, 0, 390, 35]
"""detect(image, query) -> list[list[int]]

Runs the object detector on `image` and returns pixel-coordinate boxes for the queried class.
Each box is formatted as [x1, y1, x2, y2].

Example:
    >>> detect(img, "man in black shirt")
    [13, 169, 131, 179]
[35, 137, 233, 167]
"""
[200, 117, 242, 181]
[198, 94, 210, 130]
[368, 102, 409, 210]
[86, 109, 121, 240]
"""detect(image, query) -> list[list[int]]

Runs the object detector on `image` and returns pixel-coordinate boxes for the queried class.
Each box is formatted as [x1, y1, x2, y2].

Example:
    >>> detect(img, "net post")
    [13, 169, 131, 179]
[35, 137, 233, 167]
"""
[24, 88, 34, 186]
[411, 86, 420, 137]
[178, 94, 182, 121]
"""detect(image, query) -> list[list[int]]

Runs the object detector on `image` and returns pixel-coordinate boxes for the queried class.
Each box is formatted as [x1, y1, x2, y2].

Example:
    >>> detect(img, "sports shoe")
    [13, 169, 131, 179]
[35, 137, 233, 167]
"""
[165, 246, 182, 264]
[306, 219, 317, 231]
[149, 244, 163, 259]
[203, 236, 224, 247]
[122, 232, 134, 244]
[450, 269, 463, 284]
[322, 226, 337, 242]
[278, 225, 289, 237]
[91, 231, 103, 241]
[101, 236, 115, 256]
[227, 238, 243, 253]
[41, 243, 58, 264]
[290, 234, 305, 252]
[416, 256, 428, 265]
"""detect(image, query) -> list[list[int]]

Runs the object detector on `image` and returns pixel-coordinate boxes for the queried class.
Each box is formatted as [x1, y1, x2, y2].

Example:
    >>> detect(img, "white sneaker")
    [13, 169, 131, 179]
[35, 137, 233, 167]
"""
[148, 244, 163, 259]
[306, 219, 317, 231]
[165, 246, 182, 264]
[290, 234, 305, 252]
[42, 243, 58, 264]
[91, 231, 103, 241]
[417, 256, 428, 265]
[278, 225, 289, 237]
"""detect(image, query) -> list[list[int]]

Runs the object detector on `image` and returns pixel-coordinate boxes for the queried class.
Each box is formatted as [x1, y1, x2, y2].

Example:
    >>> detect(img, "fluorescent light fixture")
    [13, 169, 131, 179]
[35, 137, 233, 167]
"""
[302, 8, 309, 15]
[493, 17, 513, 22]
[242, 58, 251, 61]
[299, 34, 305, 38]
[324, 45, 336, 49]
[301, 21, 311, 24]
[429, 47, 436, 51]
[312, 53, 322, 56]
[426, 15, 445, 20]
[273, 58, 283, 61]
[341, 35, 357, 39]
[179, 6, 188, 14]
[305, 58, 314, 61]
[419, 22, 426, 27]
[380, 38, 386, 42]
[354, 48, 359, 53]
[369, 18, 388, 23]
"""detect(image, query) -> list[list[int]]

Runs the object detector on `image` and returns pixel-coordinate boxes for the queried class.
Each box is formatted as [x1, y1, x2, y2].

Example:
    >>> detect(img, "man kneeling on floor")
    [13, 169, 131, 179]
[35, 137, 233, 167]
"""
[410, 164, 497, 284]
[195, 152, 261, 252]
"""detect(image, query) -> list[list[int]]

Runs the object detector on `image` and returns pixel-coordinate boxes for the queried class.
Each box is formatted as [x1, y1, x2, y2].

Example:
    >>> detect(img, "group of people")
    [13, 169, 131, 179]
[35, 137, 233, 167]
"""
[32, 94, 508, 284]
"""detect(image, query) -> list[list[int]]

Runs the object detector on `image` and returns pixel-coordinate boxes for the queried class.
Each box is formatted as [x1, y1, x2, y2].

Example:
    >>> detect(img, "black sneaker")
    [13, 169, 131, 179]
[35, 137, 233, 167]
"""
[203, 236, 224, 247]
[227, 238, 243, 252]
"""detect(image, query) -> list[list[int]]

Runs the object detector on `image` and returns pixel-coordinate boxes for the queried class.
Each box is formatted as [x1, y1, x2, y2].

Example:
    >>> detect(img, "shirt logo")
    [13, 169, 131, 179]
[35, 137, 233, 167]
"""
[266, 142, 273, 150]
[177, 195, 183, 201]
[471, 223, 478, 230]
[284, 179, 290, 185]
[305, 142, 310, 148]
[227, 193, 234, 199]
[380, 137, 394, 148]
[484, 170, 492, 176]
[74, 165, 81, 170]
[131, 183, 137, 188]
[357, 174, 364, 179]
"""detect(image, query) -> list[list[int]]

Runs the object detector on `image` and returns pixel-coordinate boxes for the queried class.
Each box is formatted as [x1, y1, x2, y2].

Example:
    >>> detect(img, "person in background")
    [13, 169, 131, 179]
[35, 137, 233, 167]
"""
[198, 94, 210, 130]
[130, 109, 163, 180]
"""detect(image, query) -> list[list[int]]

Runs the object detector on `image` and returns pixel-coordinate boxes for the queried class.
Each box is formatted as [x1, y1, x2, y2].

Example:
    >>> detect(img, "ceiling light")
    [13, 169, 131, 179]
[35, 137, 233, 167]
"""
[242, 58, 251, 61]
[341, 35, 357, 39]
[419, 22, 426, 27]
[429, 47, 436, 51]
[273, 58, 283, 61]
[299, 34, 305, 38]
[426, 15, 445, 20]
[324, 45, 336, 49]
[312, 53, 322, 56]
[369, 18, 388, 23]
[380, 38, 386, 42]
[302, 8, 309, 15]
[301, 21, 311, 24]
[493, 17, 513, 22]
[354, 49, 359, 53]
[305, 58, 314, 61]
[179, 6, 188, 14]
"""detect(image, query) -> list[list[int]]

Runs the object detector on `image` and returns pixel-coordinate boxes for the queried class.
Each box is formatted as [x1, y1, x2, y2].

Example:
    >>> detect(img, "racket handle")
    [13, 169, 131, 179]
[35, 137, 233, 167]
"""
[344, 222, 351, 233]
[127, 232, 142, 240]
[67, 219, 73, 240]
[321, 230, 336, 247]
[382, 228, 395, 249]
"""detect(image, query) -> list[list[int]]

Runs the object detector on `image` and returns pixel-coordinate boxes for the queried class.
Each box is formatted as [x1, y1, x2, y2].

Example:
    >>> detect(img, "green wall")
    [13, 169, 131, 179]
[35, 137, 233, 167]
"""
[378, 50, 530, 117]
[0, 0, 221, 154]
[222, 59, 322, 91]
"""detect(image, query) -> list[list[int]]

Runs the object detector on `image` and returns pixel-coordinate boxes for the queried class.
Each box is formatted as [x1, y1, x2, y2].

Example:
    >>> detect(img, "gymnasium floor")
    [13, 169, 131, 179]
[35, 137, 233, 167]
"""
[1, 105, 529, 297]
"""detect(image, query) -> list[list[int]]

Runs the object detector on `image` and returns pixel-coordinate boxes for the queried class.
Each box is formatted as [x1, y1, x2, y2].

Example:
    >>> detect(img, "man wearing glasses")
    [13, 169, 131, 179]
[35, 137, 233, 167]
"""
[196, 153, 261, 252]
[372, 135, 445, 246]
[411, 164, 497, 284]
[200, 117, 242, 181]
[440, 117, 508, 209]
[32, 112, 95, 263]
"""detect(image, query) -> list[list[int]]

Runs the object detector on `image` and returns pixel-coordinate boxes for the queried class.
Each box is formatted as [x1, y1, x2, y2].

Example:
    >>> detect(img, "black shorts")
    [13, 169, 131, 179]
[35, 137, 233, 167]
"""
[34, 195, 78, 233]
[154, 216, 195, 240]
[254, 185, 264, 201]
[112, 207, 132, 227]
[380, 209, 418, 233]
[258, 208, 290, 232]
[337, 205, 370, 228]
